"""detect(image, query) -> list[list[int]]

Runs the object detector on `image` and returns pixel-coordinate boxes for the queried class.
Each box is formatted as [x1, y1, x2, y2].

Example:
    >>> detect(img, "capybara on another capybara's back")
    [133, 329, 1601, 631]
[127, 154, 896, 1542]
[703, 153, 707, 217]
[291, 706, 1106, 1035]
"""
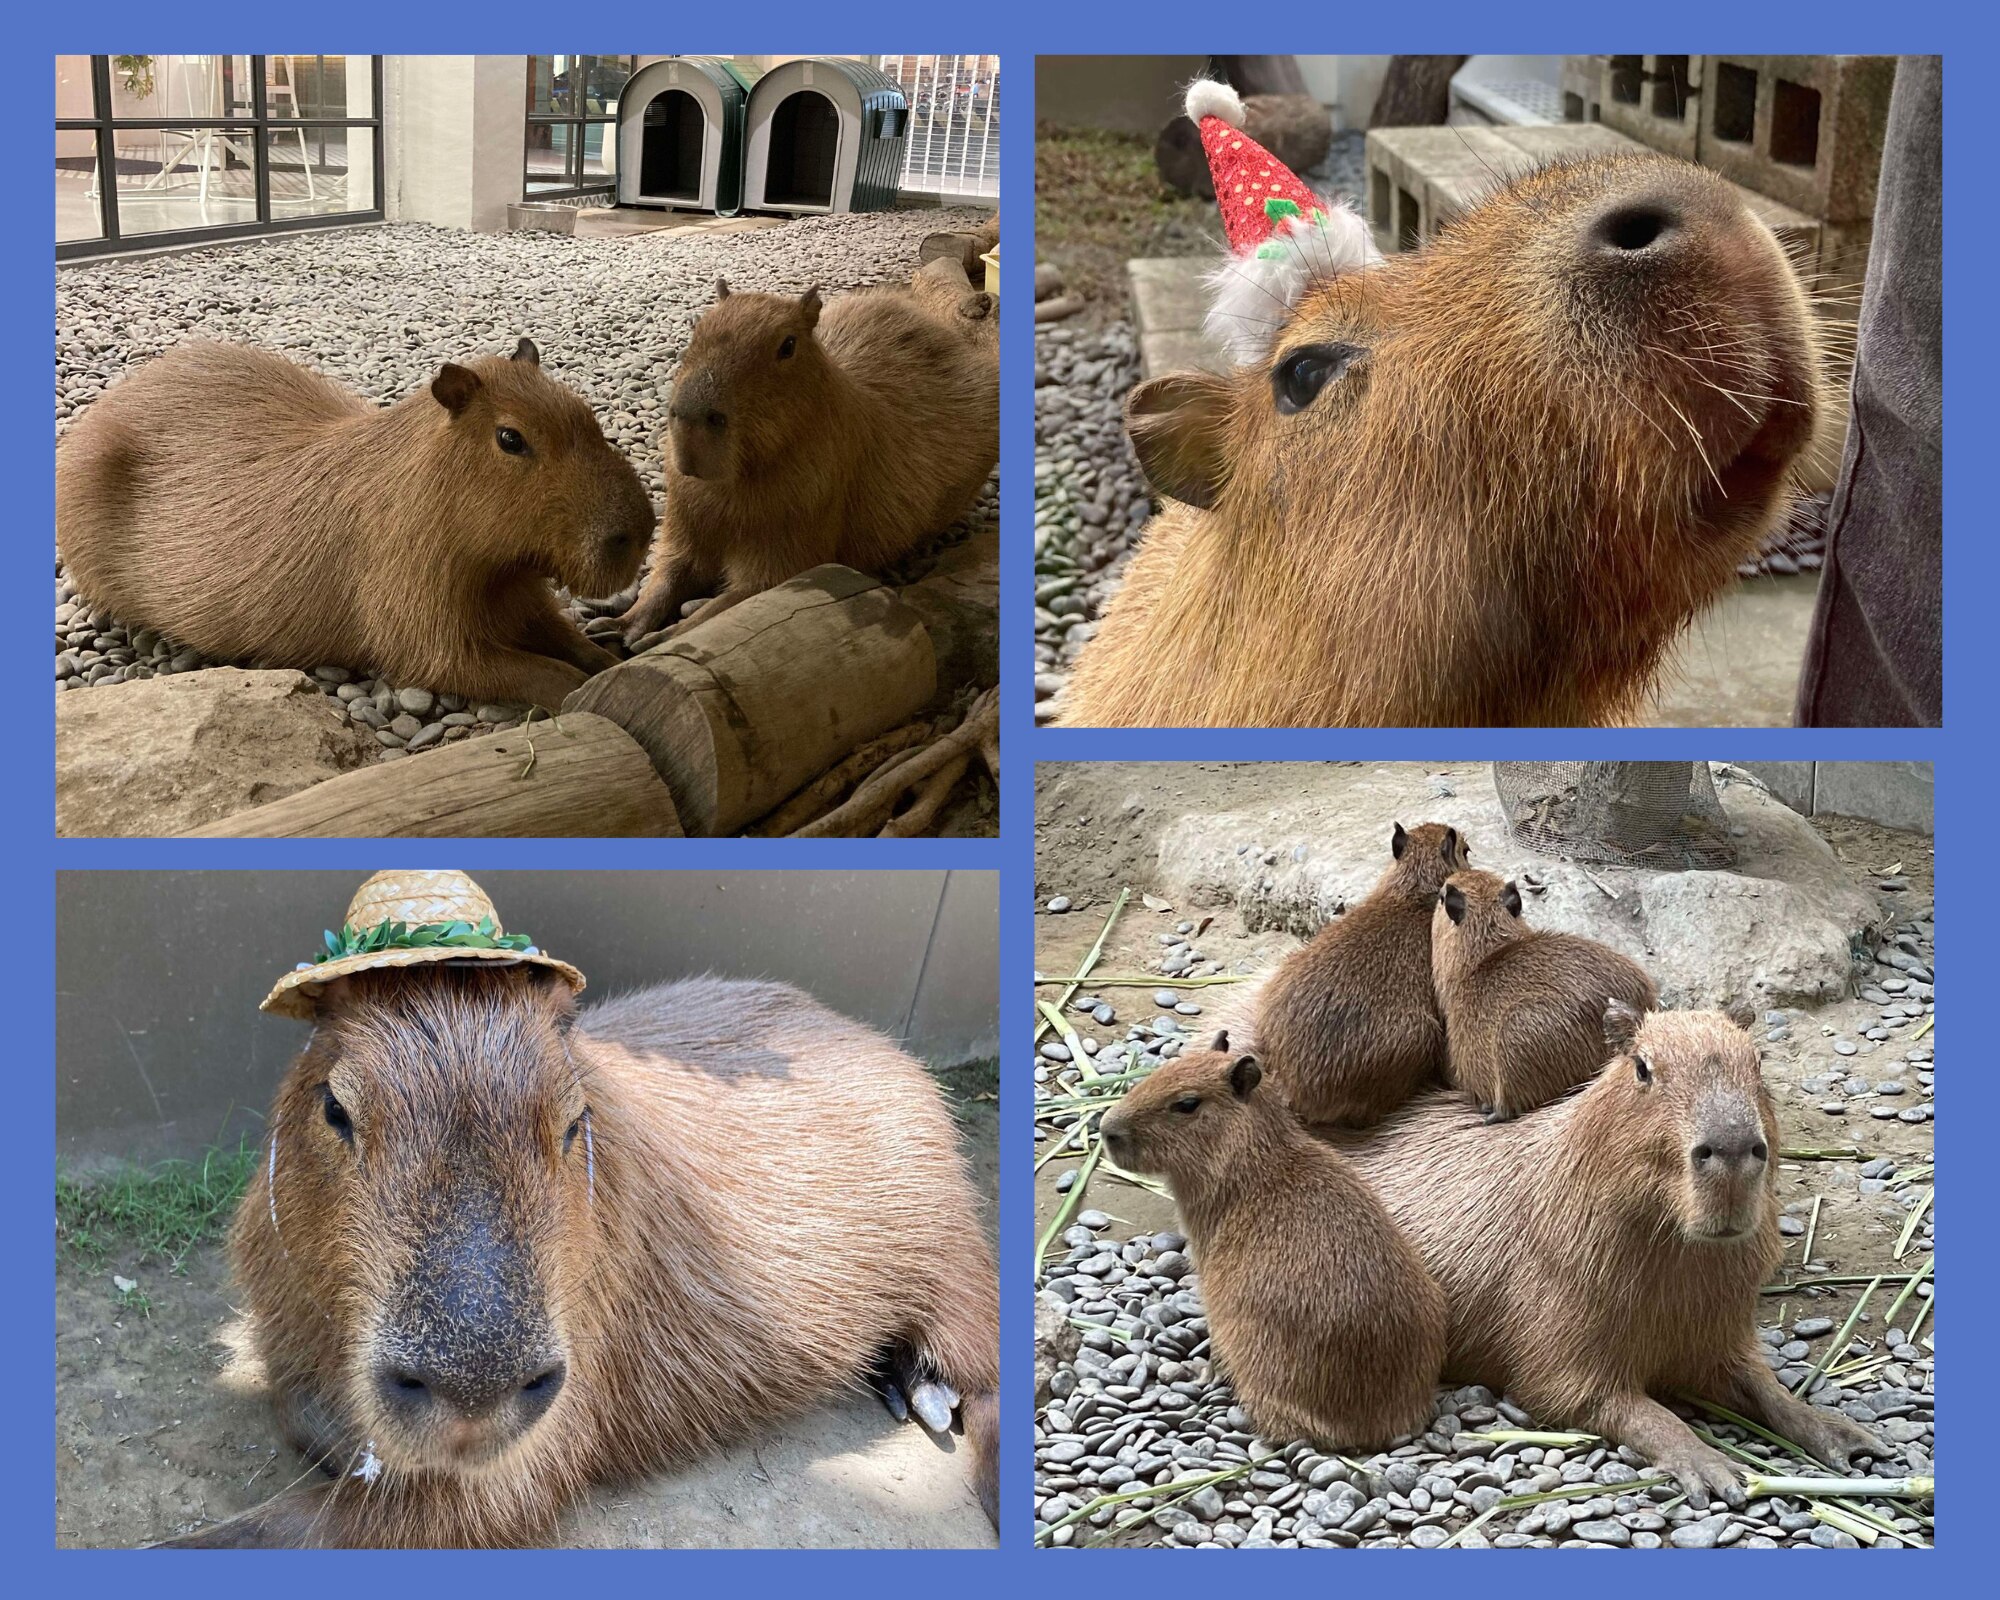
[1100, 1033, 1445, 1450]
[1333, 1003, 1884, 1506]
[614, 278, 999, 643]
[57, 340, 653, 710]
[168, 968, 998, 1547]
[1432, 868, 1660, 1120]
[1254, 822, 1470, 1127]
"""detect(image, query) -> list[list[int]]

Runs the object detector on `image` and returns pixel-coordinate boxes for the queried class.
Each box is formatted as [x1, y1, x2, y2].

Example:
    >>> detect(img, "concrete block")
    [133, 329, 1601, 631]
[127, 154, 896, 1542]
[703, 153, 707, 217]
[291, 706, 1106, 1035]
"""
[1139, 328, 1229, 380]
[1562, 55, 1608, 125]
[1699, 55, 1897, 222]
[1127, 257, 1211, 336]
[1597, 54, 1705, 161]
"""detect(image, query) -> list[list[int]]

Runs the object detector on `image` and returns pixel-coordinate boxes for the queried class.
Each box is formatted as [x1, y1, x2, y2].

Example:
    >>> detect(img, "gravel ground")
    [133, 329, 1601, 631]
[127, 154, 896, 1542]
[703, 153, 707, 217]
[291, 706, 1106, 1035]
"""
[1033, 793, 1935, 1550]
[56, 210, 996, 762]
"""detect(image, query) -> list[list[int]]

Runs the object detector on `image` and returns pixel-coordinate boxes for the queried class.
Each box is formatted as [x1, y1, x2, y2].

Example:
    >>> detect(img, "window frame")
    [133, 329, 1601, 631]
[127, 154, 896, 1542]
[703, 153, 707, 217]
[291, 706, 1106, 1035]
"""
[57, 54, 386, 261]
[523, 55, 636, 201]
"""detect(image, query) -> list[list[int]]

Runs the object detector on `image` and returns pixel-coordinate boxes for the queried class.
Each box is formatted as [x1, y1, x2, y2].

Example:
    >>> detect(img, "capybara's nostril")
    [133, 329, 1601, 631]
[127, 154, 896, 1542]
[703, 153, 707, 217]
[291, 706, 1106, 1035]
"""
[1750, 1140, 1769, 1164]
[376, 1362, 436, 1419]
[705, 410, 727, 431]
[1591, 201, 1679, 254]
[517, 1360, 567, 1424]
[1692, 1143, 1715, 1166]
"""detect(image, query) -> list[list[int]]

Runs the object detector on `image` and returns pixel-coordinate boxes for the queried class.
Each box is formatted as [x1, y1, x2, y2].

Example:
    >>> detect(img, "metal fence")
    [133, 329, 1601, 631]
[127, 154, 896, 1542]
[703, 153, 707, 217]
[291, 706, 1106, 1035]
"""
[879, 54, 999, 200]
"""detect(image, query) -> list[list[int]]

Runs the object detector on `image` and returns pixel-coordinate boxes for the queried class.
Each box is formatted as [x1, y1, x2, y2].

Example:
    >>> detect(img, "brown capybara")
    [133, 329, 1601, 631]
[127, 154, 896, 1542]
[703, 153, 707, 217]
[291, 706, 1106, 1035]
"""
[1432, 868, 1660, 1120]
[1061, 154, 1824, 727]
[57, 339, 653, 711]
[910, 256, 998, 341]
[165, 968, 998, 1547]
[1099, 1033, 1445, 1449]
[1334, 1003, 1884, 1507]
[1254, 821, 1471, 1126]
[613, 278, 999, 643]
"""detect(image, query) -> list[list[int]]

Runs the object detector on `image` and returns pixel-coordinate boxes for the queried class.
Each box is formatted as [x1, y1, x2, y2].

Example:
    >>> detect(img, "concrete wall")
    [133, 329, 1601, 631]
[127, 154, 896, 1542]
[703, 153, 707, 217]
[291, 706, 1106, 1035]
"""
[1744, 761, 1933, 835]
[384, 55, 527, 231]
[57, 871, 997, 1172]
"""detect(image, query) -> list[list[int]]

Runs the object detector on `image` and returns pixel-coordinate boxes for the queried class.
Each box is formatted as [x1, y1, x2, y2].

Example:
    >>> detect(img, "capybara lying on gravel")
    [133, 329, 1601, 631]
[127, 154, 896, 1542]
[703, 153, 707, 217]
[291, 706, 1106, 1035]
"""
[1062, 155, 1824, 727]
[1334, 1004, 1884, 1506]
[1100, 1033, 1445, 1449]
[615, 278, 999, 643]
[167, 969, 998, 1546]
[1255, 822, 1470, 1126]
[57, 339, 653, 710]
[1432, 868, 1660, 1120]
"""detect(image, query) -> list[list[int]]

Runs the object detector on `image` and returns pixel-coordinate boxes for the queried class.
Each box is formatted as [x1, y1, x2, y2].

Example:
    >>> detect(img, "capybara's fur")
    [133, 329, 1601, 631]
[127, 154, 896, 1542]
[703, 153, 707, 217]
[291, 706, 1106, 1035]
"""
[1062, 154, 1824, 727]
[910, 256, 998, 342]
[1432, 868, 1660, 1120]
[170, 967, 998, 1547]
[1255, 822, 1471, 1126]
[1333, 1006, 1884, 1507]
[615, 279, 999, 642]
[1099, 1035, 1445, 1449]
[56, 340, 653, 710]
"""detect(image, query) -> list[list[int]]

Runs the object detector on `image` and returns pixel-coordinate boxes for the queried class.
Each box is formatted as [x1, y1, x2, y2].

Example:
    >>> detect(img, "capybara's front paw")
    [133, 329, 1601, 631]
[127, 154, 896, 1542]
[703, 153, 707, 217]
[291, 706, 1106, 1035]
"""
[1654, 1441, 1748, 1509]
[616, 596, 671, 649]
[1790, 1408, 1887, 1469]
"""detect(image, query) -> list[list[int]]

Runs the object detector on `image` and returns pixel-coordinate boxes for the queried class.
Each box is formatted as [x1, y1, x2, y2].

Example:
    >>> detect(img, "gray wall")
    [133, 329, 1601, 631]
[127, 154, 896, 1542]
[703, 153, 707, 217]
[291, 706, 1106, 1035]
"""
[1743, 762, 1933, 836]
[58, 871, 996, 1171]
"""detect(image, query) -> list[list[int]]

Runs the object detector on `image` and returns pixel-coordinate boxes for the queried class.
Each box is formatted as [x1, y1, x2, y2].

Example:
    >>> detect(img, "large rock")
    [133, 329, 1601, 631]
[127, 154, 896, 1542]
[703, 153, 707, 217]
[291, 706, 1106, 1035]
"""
[1156, 94, 1334, 199]
[1155, 763, 1884, 1010]
[57, 669, 376, 838]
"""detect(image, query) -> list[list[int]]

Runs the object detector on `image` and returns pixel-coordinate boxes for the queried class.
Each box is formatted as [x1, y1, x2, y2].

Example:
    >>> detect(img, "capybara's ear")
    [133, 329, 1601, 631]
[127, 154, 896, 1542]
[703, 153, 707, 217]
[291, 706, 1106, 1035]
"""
[1392, 821, 1409, 860]
[1500, 880, 1523, 918]
[511, 337, 540, 366]
[1443, 826, 1460, 864]
[1721, 998, 1756, 1031]
[1228, 1054, 1262, 1099]
[715, 278, 732, 301]
[1125, 372, 1233, 510]
[431, 362, 483, 416]
[1604, 997, 1645, 1052]
[1210, 1028, 1230, 1054]
[798, 286, 823, 326]
[1442, 884, 1467, 924]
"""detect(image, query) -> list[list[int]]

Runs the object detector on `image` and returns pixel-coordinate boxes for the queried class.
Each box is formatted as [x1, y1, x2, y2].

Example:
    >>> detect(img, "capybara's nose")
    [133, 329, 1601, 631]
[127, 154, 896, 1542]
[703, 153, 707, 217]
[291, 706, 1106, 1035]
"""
[704, 409, 727, 431]
[1587, 196, 1684, 258]
[515, 1358, 568, 1426]
[376, 1352, 565, 1422]
[1690, 1131, 1769, 1175]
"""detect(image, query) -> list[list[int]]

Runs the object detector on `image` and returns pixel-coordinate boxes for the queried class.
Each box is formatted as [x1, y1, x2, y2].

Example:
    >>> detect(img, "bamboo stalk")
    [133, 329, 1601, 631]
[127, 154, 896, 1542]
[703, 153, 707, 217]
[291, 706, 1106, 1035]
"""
[1744, 1475, 1932, 1500]
[1801, 1194, 1823, 1263]
[1032, 974, 1248, 988]
[1034, 1142, 1101, 1278]
[1893, 1186, 1933, 1259]
[1793, 1275, 1881, 1396]
[1808, 1500, 1879, 1544]
[1034, 888, 1129, 1044]
[1881, 1257, 1935, 1330]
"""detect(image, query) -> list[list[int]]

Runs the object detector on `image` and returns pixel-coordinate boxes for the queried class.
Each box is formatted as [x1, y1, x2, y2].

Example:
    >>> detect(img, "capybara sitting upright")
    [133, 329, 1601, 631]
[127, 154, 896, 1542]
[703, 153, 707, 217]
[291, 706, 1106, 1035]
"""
[1432, 868, 1660, 1120]
[614, 278, 999, 643]
[1099, 1033, 1445, 1449]
[1335, 1004, 1884, 1506]
[168, 877, 997, 1547]
[1255, 822, 1470, 1126]
[1061, 151, 1823, 727]
[57, 339, 653, 710]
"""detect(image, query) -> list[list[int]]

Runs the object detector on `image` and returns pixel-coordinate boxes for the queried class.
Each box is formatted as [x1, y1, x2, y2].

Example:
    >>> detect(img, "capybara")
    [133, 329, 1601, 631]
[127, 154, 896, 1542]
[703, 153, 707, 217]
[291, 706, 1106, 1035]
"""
[57, 339, 653, 710]
[1333, 1003, 1884, 1506]
[1099, 1033, 1445, 1449]
[1255, 822, 1471, 1126]
[167, 968, 998, 1547]
[1061, 154, 1824, 727]
[1432, 868, 1660, 1120]
[614, 278, 999, 643]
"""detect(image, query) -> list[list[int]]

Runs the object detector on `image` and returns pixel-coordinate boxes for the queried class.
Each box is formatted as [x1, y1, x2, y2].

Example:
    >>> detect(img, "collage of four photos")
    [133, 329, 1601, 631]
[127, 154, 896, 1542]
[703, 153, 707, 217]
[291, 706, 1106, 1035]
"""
[46, 41, 1942, 1564]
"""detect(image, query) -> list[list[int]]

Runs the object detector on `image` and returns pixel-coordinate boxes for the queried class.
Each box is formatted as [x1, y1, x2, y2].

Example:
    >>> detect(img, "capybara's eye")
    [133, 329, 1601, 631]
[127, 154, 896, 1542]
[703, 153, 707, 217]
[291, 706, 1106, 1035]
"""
[777, 335, 797, 360]
[496, 427, 529, 456]
[321, 1084, 355, 1145]
[563, 1114, 584, 1154]
[1172, 1095, 1201, 1114]
[1632, 1057, 1653, 1086]
[1271, 342, 1362, 415]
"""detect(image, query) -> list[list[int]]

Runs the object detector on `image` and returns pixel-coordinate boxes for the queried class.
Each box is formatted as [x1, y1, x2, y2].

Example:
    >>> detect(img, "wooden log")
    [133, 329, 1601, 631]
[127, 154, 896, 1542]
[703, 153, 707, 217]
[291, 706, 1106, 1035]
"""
[1370, 56, 1471, 128]
[900, 526, 999, 713]
[181, 712, 682, 838]
[566, 566, 937, 836]
[1216, 55, 1310, 97]
[920, 230, 983, 278]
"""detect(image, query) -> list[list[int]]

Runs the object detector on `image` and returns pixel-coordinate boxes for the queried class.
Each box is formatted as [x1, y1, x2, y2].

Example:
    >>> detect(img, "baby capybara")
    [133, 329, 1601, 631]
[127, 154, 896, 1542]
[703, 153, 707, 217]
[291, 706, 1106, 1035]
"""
[1334, 1003, 1884, 1507]
[1099, 1034, 1445, 1449]
[167, 968, 998, 1547]
[1255, 822, 1470, 1126]
[1432, 868, 1660, 1120]
[1062, 154, 1824, 727]
[57, 339, 653, 710]
[614, 278, 999, 643]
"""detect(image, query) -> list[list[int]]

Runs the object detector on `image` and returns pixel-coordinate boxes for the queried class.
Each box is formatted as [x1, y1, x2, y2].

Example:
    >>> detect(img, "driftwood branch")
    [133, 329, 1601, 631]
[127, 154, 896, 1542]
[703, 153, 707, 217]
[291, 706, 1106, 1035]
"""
[790, 686, 998, 838]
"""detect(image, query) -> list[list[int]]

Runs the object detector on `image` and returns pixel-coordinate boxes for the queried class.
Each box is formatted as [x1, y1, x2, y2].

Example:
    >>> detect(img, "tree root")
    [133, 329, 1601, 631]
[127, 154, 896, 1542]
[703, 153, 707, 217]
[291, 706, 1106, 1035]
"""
[790, 686, 998, 838]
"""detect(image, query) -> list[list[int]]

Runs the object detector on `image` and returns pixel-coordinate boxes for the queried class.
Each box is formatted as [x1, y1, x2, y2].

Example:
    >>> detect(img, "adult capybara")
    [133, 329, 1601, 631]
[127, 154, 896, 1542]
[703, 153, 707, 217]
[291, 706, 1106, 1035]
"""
[1334, 1003, 1884, 1506]
[57, 339, 653, 710]
[1061, 154, 1824, 727]
[1099, 1034, 1445, 1449]
[169, 969, 998, 1547]
[1432, 868, 1660, 1120]
[614, 278, 999, 643]
[1255, 822, 1470, 1126]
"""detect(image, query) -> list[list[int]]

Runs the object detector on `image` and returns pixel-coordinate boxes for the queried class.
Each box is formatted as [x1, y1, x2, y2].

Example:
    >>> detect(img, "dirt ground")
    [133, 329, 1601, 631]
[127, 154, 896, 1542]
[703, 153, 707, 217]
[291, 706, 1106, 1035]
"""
[1034, 761, 1936, 1350]
[56, 1076, 997, 1550]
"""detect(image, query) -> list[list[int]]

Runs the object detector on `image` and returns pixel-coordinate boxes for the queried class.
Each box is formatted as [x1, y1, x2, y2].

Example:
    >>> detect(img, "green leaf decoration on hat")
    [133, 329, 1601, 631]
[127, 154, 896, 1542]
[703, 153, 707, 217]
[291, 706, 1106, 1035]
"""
[311, 917, 537, 966]
[1264, 196, 1301, 224]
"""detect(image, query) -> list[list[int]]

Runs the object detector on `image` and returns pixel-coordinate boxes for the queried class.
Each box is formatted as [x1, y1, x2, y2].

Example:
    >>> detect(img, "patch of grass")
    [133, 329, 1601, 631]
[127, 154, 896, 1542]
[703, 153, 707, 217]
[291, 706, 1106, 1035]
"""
[56, 1139, 258, 1274]
[936, 1057, 999, 1122]
[1035, 124, 1217, 307]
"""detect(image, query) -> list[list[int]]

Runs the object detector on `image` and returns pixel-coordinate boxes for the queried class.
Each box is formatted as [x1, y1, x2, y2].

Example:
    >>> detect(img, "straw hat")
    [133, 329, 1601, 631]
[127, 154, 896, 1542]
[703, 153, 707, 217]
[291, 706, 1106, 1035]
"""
[262, 870, 586, 1019]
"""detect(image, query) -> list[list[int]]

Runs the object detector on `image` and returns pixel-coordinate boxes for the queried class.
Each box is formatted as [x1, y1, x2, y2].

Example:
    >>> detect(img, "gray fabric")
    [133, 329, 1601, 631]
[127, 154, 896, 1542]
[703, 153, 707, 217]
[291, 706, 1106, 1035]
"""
[1795, 55, 1943, 726]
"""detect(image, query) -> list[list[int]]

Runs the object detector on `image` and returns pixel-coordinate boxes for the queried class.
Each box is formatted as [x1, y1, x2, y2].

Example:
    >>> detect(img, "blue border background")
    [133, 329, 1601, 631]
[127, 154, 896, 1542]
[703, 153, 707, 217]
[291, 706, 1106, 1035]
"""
[20, 2, 1980, 1585]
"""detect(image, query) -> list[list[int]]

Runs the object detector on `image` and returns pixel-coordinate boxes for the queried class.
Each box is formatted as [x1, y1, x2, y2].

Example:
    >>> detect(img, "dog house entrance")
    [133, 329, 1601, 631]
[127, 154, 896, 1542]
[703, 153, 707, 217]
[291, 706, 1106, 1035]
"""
[639, 90, 705, 202]
[765, 91, 838, 208]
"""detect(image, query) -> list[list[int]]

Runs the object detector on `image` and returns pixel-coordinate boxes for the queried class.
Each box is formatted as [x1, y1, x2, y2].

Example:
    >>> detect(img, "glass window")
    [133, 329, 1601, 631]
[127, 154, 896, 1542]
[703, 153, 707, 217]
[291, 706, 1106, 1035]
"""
[111, 126, 260, 236]
[525, 54, 635, 199]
